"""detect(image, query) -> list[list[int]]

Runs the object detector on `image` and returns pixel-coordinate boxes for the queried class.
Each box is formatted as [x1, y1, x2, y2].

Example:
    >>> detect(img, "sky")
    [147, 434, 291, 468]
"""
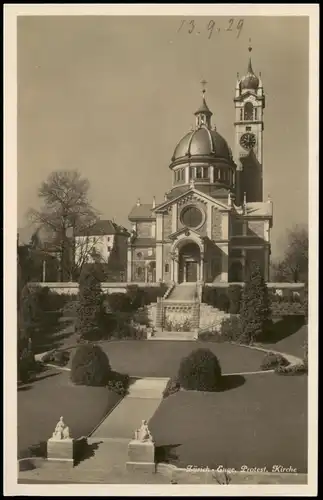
[17, 15, 309, 259]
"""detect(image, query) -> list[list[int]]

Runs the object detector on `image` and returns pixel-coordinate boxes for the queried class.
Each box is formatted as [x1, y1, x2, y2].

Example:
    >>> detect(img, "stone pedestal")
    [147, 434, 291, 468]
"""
[47, 438, 75, 465]
[126, 440, 156, 473]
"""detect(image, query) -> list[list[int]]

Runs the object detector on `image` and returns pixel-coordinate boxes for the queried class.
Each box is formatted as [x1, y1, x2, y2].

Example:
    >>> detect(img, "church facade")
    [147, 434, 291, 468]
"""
[127, 48, 273, 284]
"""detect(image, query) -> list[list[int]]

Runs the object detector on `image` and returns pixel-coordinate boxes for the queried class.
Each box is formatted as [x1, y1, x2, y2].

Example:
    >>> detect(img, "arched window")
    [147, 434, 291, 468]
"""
[137, 266, 143, 277]
[244, 102, 253, 121]
[165, 263, 169, 273]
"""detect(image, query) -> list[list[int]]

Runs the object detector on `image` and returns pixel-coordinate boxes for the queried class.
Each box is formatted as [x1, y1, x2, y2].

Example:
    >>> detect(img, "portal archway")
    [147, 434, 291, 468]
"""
[178, 242, 201, 283]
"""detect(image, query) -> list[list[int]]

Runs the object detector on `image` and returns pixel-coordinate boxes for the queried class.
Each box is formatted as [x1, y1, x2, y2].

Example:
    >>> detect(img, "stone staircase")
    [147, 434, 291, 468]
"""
[149, 328, 197, 341]
[167, 283, 198, 302]
[199, 304, 230, 333]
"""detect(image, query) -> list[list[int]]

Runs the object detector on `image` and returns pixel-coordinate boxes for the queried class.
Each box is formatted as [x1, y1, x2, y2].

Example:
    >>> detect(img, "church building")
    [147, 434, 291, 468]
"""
[127, 47, 273, 284]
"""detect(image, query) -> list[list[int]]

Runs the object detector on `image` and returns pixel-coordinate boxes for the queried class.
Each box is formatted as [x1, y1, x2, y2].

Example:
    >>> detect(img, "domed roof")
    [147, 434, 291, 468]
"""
[172, 126, 232, 162]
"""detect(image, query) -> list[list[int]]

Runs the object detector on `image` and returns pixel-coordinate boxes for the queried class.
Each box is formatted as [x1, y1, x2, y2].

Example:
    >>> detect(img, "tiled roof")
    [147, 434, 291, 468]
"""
[128, 204, 156, 220]
[74, 220, 129, 237]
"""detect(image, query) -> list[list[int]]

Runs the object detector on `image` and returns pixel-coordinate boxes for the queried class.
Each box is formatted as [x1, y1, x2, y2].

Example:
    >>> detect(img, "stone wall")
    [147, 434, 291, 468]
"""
[163, 211, 173, 239]
[247, 220, 265, 238]
[212, 207, 222, 240]
[136, 221, 153, 238]
[28, 282, 161, 295]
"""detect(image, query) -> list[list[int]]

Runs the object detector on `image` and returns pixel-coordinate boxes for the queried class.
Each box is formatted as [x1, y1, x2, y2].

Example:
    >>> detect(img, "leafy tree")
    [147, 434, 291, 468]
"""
[271, 225, 308, 283]
[240, 261, 271, 344]
[28, 170, 99, 281]
[75, 266, 104, 340]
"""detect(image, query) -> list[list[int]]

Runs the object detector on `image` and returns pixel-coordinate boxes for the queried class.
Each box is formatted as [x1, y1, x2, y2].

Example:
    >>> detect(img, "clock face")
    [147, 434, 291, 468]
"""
[240, 132, 256, 150]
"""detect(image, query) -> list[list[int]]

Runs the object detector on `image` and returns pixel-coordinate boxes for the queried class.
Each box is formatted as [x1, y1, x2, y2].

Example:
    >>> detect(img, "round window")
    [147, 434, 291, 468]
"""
[180, 206, 203, 228]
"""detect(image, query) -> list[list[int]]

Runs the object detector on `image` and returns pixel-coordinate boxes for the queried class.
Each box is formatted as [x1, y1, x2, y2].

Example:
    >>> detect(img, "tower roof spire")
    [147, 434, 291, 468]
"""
[240, 39, 259, 91]
[194, 79, 212, 117]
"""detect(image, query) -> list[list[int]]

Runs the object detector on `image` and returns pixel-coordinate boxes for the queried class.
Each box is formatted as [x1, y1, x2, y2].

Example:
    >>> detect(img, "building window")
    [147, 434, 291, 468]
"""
[189, 167, 194, 179]
[214, 168, 218, 180]
[196, 167, 202, 179]
[165, 263, 169, 273]
[181, 205, 204, 228]
[246, 126, 251, 131]
[240, 108, 243, 121]
[244, 102, 253, 121]
[137, 266, 143, 277]
[255, 108, 258, 120]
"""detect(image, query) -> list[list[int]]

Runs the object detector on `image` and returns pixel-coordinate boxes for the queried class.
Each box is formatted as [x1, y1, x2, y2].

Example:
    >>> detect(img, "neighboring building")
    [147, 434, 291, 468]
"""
[74, 220, 129, 281]
[127, 46, 273, 284]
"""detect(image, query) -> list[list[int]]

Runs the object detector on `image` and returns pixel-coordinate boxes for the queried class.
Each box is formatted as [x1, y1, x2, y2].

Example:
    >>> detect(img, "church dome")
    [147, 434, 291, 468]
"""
[172, 126, 232, 162]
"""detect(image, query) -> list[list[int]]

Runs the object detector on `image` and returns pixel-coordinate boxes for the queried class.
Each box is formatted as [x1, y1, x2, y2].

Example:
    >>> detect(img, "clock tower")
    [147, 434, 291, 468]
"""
[234, 42, 265, 204]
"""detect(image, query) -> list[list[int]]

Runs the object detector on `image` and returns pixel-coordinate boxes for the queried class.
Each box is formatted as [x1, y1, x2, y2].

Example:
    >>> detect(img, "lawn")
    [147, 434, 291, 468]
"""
[65, 340, 265, 378]
[18, 367, 122, 459]
[149, 372, 308, 473]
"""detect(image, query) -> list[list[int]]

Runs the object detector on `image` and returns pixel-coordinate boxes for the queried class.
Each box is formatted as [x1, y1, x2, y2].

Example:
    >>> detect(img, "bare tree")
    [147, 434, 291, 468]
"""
[28, 170, 100, 281]
[271, 225, 308, 283]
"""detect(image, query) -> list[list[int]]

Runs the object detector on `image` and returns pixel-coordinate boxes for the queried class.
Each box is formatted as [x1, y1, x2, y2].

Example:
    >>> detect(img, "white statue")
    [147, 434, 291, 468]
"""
[190, 179, 195, 189]
[52, 416, 71, 440]
[135, 420, 153, 442]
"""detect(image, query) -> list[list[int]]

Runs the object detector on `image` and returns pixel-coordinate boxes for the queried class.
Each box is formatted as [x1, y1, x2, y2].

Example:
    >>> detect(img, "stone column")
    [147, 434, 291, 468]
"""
[264, 246, 270, 281]
[199, 252, 204, 282]
[219, 244, 229, 282]
[171, 204, 178, 233]
[127, 246, 132, 282]
[42, 260, 46, 282]
[156, 214, 163, 282]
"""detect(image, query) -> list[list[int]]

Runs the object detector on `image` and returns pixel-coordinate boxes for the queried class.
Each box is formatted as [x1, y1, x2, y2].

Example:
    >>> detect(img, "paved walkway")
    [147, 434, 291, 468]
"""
[19, 377, 170, 484]
[91, 378, 169, 440]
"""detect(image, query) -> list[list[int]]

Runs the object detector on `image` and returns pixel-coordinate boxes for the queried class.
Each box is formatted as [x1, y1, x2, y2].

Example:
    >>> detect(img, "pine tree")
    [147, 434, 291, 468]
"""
[76, 265, 104, 340]
[240, 261, 271, 344]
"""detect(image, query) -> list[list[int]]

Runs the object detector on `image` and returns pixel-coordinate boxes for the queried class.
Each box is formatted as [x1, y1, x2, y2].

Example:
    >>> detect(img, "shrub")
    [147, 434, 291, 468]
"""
[107, 371, 130, 396]
[303, 339, 308, 370]
[178, 348, 222, 392]
[75, 267, 105, 340]
[126, 285, 145, 310]
[275, 363, 307, 376]
[106, 293, 131, 313]
[202, 287, 217, 306]
[240, 262, 271, 344]
[216, 293, 230, 312]
[220, 315, 243, 342]
[228, 285, 242, 314]
[41, 349, 70, 366]
[18, 347, 35, 383]
[260, 352, 290, 371]
[198, 330, 224, 342]
[163, 376, 181, 399]
[70, 344, 111, 386]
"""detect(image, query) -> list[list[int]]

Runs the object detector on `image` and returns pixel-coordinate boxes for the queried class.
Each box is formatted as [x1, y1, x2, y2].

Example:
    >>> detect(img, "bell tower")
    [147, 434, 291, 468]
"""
[234, 41, 265, 203]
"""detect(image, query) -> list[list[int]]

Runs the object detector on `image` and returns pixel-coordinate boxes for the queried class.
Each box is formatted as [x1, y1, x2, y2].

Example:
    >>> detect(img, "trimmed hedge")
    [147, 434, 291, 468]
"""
[178, 348, 222, 392]
[70, 344, 111, 386]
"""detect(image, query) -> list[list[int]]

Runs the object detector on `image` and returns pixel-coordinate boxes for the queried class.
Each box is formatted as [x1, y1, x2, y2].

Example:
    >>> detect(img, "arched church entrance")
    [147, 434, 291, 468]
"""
[178, 242, 200, 283]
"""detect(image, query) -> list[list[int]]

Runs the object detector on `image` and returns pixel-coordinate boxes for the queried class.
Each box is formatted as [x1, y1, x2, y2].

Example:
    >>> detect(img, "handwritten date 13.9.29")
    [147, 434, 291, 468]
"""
[177, 18, 244, 39]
